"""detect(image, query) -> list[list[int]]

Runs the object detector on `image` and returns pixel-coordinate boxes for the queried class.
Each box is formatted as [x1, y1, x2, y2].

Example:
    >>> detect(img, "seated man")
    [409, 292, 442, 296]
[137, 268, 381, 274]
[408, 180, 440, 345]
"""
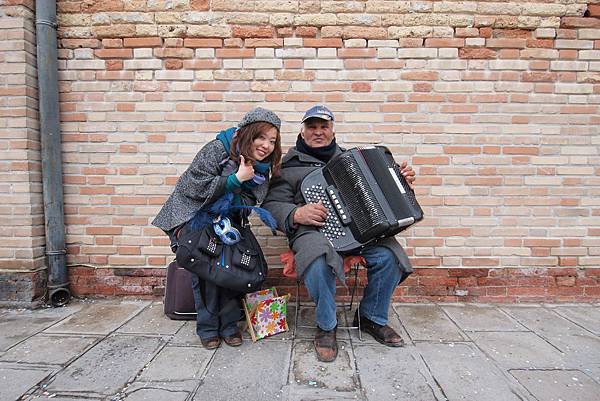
[262, 105, 416, 362]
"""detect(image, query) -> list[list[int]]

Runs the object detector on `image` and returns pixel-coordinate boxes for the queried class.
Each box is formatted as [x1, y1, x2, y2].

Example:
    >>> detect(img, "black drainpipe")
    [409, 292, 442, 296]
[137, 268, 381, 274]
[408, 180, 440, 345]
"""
[35, 0, 70, 306]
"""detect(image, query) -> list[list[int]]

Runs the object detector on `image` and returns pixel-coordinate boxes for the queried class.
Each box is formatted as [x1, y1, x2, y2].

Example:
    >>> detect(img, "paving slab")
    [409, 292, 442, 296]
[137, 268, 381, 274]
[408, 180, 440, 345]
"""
[502, 306, 600, 365]
[470, 331, 567, 369]
[45, 334, 164, 396]
[0, 334, 98, 365]
[294, 307, 351, 340]
[354, 344, 438, 401]
[117, 302, 185, 335]
[45, 300, 149, 335]
[511, 369, 600, 401]
[137, 345, 213, 381]
[121, 387, 189, 401]
[194, 340, 291, 401]
[290, 340, 358, 393]
[281, 385, 362, 400]
[552, 305, 600, 335]
[0, 367, 53, 401]
[417, 342, 527, 401]
[168, 321, 200, 346]
[0, 305, 81, 352]
[394, 304, 467, 342]
[442, 304, 526, 332]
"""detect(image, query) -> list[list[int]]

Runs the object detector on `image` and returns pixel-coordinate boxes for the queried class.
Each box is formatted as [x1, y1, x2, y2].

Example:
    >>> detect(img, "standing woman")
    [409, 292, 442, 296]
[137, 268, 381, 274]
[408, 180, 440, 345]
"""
[152, 107, 282, 349]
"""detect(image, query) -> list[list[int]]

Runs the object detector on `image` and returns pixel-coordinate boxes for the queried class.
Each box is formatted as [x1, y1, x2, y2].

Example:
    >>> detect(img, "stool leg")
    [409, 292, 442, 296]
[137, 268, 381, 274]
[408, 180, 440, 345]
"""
[294, 280, 300, 339]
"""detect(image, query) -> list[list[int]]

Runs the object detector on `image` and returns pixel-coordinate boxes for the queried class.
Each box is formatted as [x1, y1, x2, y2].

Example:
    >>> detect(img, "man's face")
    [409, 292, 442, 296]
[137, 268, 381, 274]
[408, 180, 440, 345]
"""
[302, 118, 334, 148]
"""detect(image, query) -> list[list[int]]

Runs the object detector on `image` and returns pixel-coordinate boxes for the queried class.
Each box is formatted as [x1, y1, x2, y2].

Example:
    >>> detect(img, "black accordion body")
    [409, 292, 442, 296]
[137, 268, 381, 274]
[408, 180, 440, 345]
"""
[301, 146, 423, 252]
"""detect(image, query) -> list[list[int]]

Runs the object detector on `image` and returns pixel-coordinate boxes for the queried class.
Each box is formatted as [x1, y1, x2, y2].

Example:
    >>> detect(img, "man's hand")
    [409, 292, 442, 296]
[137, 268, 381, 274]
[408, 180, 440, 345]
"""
[235, 155, 255, 182]
[293, 201, 328, 227]
[399, 160, 416, 189]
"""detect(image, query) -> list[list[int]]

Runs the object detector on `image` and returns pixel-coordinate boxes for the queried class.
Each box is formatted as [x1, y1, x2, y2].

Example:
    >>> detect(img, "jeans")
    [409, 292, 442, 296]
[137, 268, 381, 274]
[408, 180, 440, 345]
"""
[191, 273, 241, 340]
[303, 245, 402, 331]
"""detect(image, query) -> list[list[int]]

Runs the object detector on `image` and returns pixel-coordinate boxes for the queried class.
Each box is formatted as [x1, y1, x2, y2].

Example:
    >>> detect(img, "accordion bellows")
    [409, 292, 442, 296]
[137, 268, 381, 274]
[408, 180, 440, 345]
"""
[301, 146, 424, 252]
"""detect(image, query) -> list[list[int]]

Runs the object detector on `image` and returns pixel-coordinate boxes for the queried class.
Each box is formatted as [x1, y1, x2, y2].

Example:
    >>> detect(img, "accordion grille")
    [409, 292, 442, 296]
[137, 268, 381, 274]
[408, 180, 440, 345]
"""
[328, 154, 386, 235]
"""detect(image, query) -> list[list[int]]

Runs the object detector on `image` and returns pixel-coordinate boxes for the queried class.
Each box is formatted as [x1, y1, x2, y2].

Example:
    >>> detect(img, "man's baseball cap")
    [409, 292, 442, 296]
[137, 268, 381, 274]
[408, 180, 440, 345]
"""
[301, 105, 335, 123]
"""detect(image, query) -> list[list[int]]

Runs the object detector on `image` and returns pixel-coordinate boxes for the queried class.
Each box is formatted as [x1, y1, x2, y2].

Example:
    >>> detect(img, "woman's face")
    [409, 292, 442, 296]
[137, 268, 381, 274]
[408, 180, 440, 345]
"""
[251, 125, 278, 161]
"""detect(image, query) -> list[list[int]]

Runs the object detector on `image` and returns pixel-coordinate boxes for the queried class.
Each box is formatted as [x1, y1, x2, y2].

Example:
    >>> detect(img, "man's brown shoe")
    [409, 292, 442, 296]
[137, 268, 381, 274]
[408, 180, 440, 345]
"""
[222, 331, 243, 347]
[353, 312, 404, 347]
[314, 326, 338, 362]
[200, 336, 221, 349]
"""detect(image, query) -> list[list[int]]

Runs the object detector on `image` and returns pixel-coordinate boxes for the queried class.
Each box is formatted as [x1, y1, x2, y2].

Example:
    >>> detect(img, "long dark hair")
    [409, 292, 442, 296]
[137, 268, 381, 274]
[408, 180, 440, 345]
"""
[231, 121, 282, 177]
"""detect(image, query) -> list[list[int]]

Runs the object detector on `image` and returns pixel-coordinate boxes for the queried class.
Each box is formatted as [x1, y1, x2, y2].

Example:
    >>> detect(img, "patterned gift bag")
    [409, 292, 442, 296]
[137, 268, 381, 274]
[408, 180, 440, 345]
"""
[243, 287, 289, 342]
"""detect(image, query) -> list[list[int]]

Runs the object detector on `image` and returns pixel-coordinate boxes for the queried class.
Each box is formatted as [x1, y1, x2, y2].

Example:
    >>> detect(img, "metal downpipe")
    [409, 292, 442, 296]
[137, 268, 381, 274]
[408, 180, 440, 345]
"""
[35, 0, 70, 306]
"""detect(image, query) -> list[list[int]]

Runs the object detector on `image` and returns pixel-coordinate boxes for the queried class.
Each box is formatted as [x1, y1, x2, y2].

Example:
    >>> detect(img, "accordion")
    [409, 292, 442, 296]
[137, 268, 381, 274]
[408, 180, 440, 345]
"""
[301, 146, 423, 252]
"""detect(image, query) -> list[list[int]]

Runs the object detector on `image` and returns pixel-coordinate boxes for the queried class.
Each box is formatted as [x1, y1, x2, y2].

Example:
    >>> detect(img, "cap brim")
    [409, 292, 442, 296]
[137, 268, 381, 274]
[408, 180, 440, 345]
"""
[301, 113, 333, 123]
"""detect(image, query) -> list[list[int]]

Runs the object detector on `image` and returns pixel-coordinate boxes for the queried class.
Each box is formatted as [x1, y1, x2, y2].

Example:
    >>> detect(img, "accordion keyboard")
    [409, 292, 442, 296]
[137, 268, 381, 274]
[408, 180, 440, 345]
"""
[302, 183, 347, 242]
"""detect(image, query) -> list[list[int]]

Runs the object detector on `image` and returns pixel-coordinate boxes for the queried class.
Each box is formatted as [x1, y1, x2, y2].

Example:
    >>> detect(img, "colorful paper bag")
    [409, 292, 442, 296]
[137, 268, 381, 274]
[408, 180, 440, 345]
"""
[243, 287, 289, 342]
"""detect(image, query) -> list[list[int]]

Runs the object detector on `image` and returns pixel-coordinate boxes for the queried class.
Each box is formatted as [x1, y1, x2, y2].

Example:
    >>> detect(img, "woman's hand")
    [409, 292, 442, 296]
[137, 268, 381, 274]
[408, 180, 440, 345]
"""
[399, 160, 416, 189]
[235, 155, 255, 182]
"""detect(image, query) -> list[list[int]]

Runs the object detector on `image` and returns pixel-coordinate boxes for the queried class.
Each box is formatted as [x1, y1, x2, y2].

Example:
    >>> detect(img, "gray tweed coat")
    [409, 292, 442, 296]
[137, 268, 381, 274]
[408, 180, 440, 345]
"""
[262, 146, 413, 284]
[152, 139, 268, 234]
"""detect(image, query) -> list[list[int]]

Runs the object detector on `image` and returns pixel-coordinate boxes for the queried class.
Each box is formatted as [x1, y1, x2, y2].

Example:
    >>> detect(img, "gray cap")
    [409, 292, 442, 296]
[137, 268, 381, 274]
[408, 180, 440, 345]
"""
[238, 107, 281, 130]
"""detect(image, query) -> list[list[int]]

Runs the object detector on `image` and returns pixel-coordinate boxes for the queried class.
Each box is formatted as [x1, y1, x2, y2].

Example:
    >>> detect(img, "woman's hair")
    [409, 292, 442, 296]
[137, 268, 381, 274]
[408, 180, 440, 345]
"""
[231, 121, 282, 176]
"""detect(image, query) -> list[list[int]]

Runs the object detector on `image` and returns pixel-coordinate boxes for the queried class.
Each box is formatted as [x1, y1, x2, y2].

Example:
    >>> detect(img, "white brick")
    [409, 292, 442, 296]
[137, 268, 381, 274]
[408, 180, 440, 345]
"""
[195, 48, 214, 58]
[155, 70, 194, 80]
[465, 37, 485, 47]
[398, 48, 437, 58]
[578, 29, 600, 40]
[489, 60, 529, 70]
[555, 83, 594, 94]
[242, 59, 283, 69]
[124, 59, 162, 69]
[255, 48, 275, 58]
[304, 59, 344, 69]
[438, 48, 458, 58]
[74, 48, 94, 59]
[275, 48, 316, 58]
[66, 60, 105, 70]
[283, 38, 303, 47]
[554, 39, 594, 49]
[134, 48, 153, 58]
[255, 70, 274, 80]
[223, 59, 242, 68]
[550, 61, 587, 71]
[368, 40, 399, 48]
[377, 48, 397, 58]
[195, 71, 214, 80]
[578, 50, 600, 60]
[317, 48, 337, 58]
[344, 39, 367, 48]
[534, 28, 556, 38]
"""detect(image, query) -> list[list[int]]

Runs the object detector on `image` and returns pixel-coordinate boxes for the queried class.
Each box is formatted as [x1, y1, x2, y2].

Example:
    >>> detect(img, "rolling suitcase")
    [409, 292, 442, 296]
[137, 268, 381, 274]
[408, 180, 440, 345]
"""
[164, 261, 197, 320]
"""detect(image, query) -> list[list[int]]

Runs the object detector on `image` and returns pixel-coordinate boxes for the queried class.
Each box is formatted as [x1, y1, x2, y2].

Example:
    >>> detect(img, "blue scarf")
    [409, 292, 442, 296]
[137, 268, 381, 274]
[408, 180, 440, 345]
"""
[216, 128, 271, 190]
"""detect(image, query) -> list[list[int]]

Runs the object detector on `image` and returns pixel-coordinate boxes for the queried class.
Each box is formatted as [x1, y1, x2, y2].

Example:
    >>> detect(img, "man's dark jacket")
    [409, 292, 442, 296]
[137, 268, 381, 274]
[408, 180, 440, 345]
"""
[262, 146, 414, 283]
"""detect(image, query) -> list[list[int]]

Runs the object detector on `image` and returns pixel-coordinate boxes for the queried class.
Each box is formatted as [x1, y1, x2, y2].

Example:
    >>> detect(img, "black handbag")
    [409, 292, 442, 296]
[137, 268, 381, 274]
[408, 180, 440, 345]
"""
[175, 218, 268, 293]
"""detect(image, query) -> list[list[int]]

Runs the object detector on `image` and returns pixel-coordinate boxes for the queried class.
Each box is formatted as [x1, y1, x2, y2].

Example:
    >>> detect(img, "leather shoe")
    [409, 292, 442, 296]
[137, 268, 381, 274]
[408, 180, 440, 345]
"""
[314, 326, 338, 362]
[353, 311, 404, 347]
[200, 336, 221, 349]
[222, 331, 243, 347]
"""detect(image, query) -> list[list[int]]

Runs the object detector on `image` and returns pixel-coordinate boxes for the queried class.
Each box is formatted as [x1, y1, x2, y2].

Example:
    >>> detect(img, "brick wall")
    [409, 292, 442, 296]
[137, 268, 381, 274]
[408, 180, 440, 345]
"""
[2, 1, 600, 304]
[0, 0, 47, 306]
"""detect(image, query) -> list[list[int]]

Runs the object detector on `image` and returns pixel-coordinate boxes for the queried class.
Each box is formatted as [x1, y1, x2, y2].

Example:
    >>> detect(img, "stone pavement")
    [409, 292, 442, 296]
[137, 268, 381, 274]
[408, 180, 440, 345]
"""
[1, 299, 599, 401]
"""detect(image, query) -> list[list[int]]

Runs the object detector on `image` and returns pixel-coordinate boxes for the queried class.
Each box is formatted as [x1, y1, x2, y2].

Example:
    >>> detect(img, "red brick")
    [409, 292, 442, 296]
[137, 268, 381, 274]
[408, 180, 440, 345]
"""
[232, 25, 275, 38]
[296, 26, 318, 37]
[95, 48, 133, 58]
[561, 17, 600, 28]
[303, 38, 343, 48]
[425, 38, 465, 48]
[459, 48, 497, 59]
[123, 37, 162, 48]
